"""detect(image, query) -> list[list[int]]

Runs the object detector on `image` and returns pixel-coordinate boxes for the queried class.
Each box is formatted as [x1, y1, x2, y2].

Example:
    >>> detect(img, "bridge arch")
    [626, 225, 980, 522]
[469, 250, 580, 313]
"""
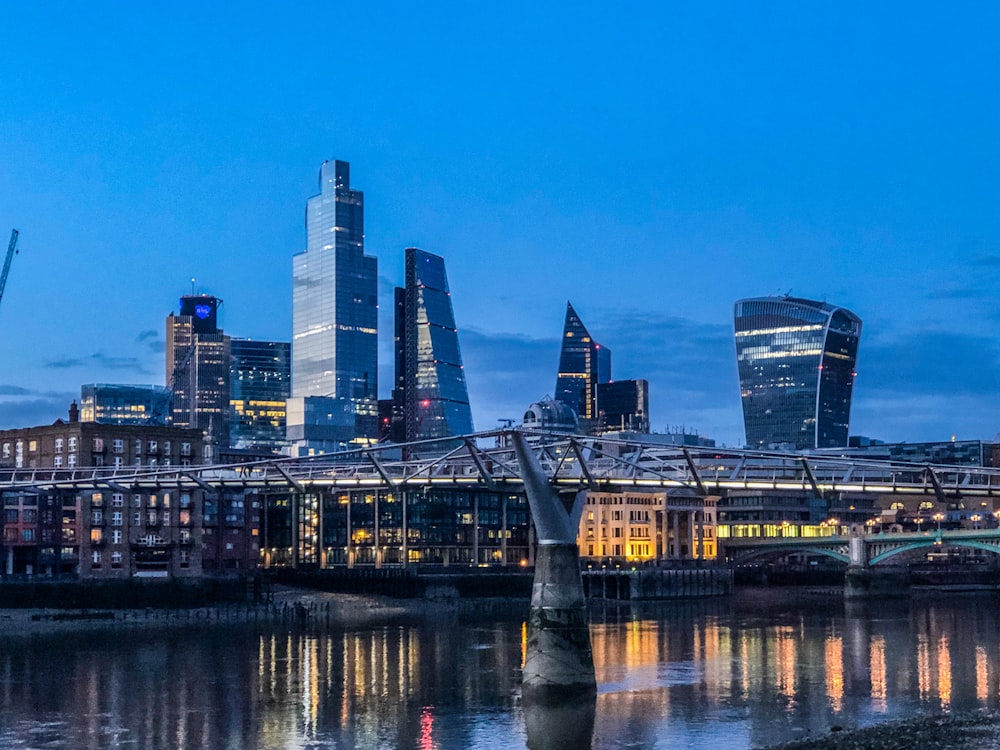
[732, 545, 850, 566]
[869, 539, 1000, 566]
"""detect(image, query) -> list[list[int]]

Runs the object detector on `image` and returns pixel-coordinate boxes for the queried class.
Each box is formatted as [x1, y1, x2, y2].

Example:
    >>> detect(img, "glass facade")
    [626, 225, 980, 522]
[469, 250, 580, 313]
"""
[291, 160, 378, 447]
[229, 339, 290, 451]
[80, 384, 171, 425]
[734, 296, 861, 450]
[594, 379, 649, 433]
[259, 488, 531, 568]
[396, 248, 474, 442]
[554, 302, 611, 421]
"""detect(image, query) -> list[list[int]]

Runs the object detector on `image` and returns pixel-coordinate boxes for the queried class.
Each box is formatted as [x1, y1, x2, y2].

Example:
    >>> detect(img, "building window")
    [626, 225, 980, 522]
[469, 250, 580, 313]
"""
[133, 494, 142, 508]
[67, 454, 76, 468]
[133, 511, 142, 526]
[180, 494, 191, 509]
[181, 442, 191, 456]
[147, 440, 157, 453]
[112, 530, 122, 545]
[148, 458, 157, 468]
[28, 440, 37, 452]
[162, 458, 171, 467]
[68, 437, 77, 452]
[112, 439, 124, 454]
[54, 438, 63, 453]
[111, 493, 124, 507]
[2, 443, 9, 459]
[147, 511, 157, 525]
[92, 550, 101, 567]
[134, 439, 142, 455]
[21, 529, 34, 542]
[92, 437, 104, 452]
[111, 512, 122, 526]
[111, 551, 122, 568]
[53, 456, 63, 468]
[163, 441, 171, 454]
[179, 549, 190, 568]
[179, 529, 191, 544]
[90, 528, 102, 544]
[92, 509, 103, 524]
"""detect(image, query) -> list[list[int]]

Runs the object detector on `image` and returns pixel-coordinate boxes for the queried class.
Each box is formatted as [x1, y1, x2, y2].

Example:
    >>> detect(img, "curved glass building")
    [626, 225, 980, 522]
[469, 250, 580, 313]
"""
[398, 247, 474, 442]
[734, 296, 861, 450]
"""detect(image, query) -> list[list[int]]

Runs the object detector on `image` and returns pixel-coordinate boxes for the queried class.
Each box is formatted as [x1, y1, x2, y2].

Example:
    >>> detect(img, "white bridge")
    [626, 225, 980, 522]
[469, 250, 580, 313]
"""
[1, 430, 999, 501]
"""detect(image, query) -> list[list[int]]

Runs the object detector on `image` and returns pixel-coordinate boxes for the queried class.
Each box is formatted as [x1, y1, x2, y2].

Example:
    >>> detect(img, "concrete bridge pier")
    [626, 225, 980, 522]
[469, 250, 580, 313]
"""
[844, 524, 908, 598]
[512, 432, 597, 703]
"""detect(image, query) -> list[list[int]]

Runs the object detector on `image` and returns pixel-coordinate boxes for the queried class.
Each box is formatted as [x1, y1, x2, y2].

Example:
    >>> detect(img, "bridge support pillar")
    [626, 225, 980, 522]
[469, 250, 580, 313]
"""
[511, 432, 596, 702]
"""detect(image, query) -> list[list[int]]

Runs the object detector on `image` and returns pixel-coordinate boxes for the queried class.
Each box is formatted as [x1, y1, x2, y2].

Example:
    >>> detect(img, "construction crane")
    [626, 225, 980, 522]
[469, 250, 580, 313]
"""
[0, 229, 20, 311]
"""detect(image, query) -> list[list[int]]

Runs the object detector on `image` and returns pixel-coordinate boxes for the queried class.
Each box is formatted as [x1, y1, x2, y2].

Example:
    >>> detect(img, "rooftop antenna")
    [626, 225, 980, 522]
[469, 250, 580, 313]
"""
[190, 277, 196, 295]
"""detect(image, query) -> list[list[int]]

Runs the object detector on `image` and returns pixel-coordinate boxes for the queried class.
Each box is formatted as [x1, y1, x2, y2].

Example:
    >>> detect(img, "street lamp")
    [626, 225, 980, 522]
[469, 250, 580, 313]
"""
[827, 518, 840, 536]
[915, 516, 925, 533]
[865, 518, 877, 534]
[933, 512, 944, 533]
[972, 514, 981, 531]
[780, 520, 790, 538]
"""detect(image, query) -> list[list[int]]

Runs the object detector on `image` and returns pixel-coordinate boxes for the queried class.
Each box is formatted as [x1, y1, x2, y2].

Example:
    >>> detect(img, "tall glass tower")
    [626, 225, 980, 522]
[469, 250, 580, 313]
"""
[554, 302, 611, 422]
[394, 248, 473, 442]
[289, 160, 378, 449]
[734, 296, 861, 450]
[230, 339, 290, 452]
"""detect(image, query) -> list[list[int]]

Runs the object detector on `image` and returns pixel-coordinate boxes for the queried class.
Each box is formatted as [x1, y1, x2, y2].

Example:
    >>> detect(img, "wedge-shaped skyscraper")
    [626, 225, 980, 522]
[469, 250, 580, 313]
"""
[735, 296, 861, 450]
[395, 248, 473, 442]
[554, 302, 611, 422]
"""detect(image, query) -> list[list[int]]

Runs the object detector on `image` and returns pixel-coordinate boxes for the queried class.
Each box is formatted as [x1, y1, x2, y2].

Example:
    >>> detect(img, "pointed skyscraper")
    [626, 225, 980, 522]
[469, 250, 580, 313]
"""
[554, 302, 610, 422]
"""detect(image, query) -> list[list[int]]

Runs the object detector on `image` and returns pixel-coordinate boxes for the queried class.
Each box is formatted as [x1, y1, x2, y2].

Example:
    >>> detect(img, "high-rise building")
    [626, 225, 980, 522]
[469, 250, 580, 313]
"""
[166, 294, 231, 452]
[393, 248, 473, 442]
[734, 296, 861, 450]
[288, 159, 378, 452]
[554, 302, 611, 422]
[594, 379, 649, 433]
[229, 339, 290, 452]
[80, 384, 171, 425]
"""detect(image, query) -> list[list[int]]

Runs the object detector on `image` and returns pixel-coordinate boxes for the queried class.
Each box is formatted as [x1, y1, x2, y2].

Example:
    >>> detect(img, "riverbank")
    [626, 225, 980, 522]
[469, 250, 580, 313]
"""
[0, 586, 445, 636]
[759, 711, 1000, 750]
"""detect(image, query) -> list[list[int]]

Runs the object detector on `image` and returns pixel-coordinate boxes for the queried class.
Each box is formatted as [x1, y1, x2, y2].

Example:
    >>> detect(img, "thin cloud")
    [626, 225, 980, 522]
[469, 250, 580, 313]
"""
[44, 352, 151, 374]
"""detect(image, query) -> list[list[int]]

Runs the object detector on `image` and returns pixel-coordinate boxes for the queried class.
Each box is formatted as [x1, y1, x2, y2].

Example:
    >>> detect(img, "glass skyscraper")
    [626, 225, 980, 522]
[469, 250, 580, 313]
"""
[394, 247, 473, 442]
[734, 296, 861, 450]
[289, 160, 378, 450]
[554, 302, 611, 422]
[230, 339, 290, 452]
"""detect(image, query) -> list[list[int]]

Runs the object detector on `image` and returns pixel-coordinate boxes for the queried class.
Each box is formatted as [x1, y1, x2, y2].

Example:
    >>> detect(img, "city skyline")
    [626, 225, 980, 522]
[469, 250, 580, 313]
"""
[2, 4, 999, 447]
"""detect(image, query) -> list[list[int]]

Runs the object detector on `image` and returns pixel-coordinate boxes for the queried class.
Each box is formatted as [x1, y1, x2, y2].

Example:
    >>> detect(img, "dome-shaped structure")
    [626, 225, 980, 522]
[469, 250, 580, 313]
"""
[522, 397, 579, 433]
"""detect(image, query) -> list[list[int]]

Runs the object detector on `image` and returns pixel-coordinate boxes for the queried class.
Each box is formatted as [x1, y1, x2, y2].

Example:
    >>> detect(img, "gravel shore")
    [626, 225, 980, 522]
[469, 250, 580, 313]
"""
[760, 712, 1000, 750]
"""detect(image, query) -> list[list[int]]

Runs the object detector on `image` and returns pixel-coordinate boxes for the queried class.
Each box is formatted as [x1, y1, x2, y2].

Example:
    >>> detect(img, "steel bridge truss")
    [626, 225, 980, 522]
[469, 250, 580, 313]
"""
[2, 430, 1000, 501]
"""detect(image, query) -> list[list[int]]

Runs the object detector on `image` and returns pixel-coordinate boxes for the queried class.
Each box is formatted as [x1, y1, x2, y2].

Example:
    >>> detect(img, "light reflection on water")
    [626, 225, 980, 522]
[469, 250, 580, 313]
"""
[0, 593, 998, 749]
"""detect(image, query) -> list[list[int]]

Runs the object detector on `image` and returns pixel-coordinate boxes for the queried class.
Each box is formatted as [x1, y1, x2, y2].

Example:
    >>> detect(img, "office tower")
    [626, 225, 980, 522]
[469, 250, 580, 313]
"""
[595, 379, 649, 433]
[166, 294, 231, 450]
[80, 384, 171, 425]
[734, 296, 861, 450]
[393, 247, 474, 442]
[554, 302, 611, 421]
[230, 339, 291, 452]
[288, 159, 378, 452]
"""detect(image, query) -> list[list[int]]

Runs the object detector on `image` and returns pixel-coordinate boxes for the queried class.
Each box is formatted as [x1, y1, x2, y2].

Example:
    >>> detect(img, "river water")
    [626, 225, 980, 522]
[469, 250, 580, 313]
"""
[0, 591, 997, 749]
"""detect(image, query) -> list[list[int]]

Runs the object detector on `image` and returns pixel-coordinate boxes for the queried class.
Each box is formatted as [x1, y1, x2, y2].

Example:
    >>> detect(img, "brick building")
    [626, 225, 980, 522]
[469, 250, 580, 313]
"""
[0, 406, 214, 578]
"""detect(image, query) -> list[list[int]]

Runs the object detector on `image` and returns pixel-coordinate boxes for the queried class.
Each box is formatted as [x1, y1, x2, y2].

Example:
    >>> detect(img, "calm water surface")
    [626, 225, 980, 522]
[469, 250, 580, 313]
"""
[0, 592, 997, 749]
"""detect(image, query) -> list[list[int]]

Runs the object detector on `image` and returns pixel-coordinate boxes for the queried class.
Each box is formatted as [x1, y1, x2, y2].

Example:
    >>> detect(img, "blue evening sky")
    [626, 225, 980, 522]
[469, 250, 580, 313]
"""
[1, 2, 998, 447]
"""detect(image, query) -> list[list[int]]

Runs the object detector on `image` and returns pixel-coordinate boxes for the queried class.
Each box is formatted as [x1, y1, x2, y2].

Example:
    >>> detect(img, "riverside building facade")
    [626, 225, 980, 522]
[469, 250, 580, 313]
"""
[734, 296, 861, 450]
[0, 411, 207, 578]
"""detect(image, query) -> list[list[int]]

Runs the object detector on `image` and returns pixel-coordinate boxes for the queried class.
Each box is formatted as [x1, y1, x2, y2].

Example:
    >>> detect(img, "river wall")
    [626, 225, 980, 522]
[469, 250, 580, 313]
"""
[583, 567, 733, 600]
